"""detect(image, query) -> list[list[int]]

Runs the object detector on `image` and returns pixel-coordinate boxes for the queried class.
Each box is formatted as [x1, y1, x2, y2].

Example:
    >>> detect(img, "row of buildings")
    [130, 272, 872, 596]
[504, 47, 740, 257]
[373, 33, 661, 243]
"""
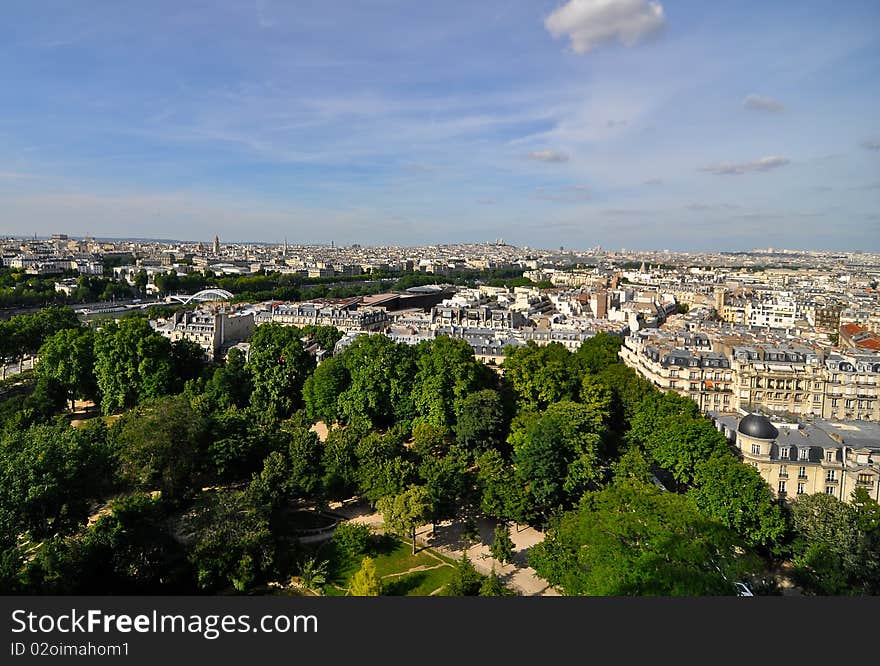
[620, 322, 880, 422]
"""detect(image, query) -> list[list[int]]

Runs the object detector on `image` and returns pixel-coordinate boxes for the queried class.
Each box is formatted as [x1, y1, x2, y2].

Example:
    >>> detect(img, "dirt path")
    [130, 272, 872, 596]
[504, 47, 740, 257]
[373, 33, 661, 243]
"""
[332, 500, 561, 596]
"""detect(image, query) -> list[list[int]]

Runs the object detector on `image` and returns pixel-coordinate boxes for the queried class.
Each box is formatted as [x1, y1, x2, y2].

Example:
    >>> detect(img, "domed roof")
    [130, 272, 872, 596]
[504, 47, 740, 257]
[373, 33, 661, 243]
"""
[737, 414, 778, 440]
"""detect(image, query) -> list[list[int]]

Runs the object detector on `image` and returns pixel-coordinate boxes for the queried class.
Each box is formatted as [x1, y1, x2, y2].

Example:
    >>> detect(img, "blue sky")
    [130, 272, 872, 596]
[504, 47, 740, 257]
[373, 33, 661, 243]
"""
[1, 0, 878, 250]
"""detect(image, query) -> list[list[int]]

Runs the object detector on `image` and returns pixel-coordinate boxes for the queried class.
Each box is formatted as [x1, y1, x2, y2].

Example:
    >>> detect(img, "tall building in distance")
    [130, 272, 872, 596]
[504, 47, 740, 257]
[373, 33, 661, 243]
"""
[212, 234, 220, 256]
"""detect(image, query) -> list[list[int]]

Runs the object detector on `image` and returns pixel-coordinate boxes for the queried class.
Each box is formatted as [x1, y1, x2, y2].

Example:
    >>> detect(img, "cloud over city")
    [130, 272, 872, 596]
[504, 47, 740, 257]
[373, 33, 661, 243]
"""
[743, 94, 785, 112]
[700, 156, 790, 176]
[544, 0, 666, 54]
[528, 150, 570, 163]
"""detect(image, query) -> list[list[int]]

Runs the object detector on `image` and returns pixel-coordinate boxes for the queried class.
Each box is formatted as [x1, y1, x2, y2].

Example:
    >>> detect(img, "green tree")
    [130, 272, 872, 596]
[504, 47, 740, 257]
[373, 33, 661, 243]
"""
[490, 523, 515, 565]
[501, 342, 581, 411]
[302, 356, 349, 424]
[153, 270, 180, 297]
[377, 485, 431, 555]
[689, 453, 787, 551]
[33, 307, 81, 350]
[633, 407, 728, 487]
[337, 334, 416, 428]
[285, 427, 324, 500]
[419, 445, 472, 534]
[611, 446, 655, 484]
[170, 339, 205, 388]
[626, 390, 701, 449]
[331, 522, 373, 560]
[300, 325, 344, 352]
[355, 431, 415, 505]
[112, 395, 208, 501]
[480, 567, 512, 596]
[203, 348, 252, 411]
[0, 421, 114, 541]
[529, 478, 755, 596]
[576, 332, 622, 374]
[22, 493, 190, 594]
[445, 551, 481, 596]
[453, 388, 507, 453]
[35, 327, 97, 411]
[475, 449, 528, 523]
[511, 401, 606, 520]
[133, 269, 148, 295]
[411, 336, 490, 427]
[136, 334, 174, 402]
[579, 373, 613, 425]
[349, 556, 383, 596]
[298, 557, 329, 593]
[411, 422, 452, 459]
[789, 492, 880, 594]
[248, 451, 291, 522]
[94, 318, 175, 414]
[3, 307, 80, 366]
[187, 490, 275, 592]
[321, 426, 361, 501]
[595, 363, 656, 438]
[206, 407, 271, 482]
[248, 323, 315, 421]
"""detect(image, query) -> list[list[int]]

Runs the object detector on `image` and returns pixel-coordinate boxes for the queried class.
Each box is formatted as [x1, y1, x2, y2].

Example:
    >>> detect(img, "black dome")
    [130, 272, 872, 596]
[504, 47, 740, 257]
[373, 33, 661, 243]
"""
[737, 414, 778, 440]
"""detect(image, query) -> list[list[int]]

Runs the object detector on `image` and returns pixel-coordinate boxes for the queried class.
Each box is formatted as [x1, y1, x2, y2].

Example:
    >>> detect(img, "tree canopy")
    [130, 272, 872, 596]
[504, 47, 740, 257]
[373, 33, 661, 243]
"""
[529, 478, 756, 596]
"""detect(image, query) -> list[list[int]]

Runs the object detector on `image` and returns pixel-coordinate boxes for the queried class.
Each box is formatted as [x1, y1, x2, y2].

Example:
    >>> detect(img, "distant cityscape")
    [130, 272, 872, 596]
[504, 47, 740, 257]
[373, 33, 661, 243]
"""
[3, 231, 879, 508]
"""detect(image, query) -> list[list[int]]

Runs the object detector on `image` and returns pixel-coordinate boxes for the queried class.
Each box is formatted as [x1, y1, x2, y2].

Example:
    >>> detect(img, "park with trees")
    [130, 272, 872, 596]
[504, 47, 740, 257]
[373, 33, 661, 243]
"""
[1, 306, 878, 596]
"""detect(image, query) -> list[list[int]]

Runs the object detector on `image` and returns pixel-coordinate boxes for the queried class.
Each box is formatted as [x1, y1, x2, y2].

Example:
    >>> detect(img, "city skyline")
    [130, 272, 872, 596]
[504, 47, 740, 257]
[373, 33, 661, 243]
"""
[6, 232, 880, 256]
[1, 1, 879, 250]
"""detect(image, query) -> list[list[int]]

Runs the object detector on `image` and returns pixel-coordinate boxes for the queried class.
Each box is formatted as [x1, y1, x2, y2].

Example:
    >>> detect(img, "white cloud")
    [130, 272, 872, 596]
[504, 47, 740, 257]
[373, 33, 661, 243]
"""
[700, 156, 790, 176]
[861, 139, 880, 151]
[544, 0, 666, 54]
[743, 94, 784, 112]
[528, 150, 570, 163]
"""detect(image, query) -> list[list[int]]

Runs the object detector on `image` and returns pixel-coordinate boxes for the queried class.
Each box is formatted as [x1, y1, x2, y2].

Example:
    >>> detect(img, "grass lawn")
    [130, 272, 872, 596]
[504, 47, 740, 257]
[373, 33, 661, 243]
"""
[323, 534, 456, 596]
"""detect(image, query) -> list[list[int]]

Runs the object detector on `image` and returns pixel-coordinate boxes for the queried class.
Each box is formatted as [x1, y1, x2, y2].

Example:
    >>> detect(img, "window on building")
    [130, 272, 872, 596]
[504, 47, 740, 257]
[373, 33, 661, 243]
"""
[751, 444, 761, 455]
[778, 480, 787, 494]
[799, 448, 809, 461]
[779, 465, 788, 477]
[825, 450, 835, 462]
[779, 446, 789, 459]
[826, 470, 837, 482]
[797, 483, 805, 495]
[857, 474, 873, 487]
[798, 466, 807, 479]
[825, 486, 835, 495]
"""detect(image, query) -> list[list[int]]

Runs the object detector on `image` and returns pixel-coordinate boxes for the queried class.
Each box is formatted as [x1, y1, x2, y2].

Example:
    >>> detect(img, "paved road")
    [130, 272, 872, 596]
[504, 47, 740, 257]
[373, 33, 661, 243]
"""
[1, 356, 34, 381]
